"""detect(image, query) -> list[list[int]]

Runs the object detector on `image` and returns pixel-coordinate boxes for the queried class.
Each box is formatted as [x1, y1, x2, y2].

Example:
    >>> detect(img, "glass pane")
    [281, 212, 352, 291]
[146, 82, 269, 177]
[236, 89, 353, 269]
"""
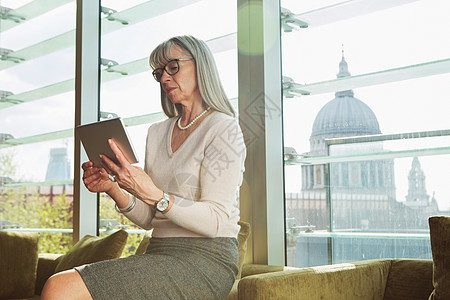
[0, 1, 76, 253]
[98, 0, 238, 251]
[282, 0, 450, 267]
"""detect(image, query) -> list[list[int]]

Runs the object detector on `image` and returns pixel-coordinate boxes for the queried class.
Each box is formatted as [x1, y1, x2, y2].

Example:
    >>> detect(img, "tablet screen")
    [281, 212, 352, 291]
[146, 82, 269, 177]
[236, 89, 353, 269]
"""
[76, 118, 139, 166]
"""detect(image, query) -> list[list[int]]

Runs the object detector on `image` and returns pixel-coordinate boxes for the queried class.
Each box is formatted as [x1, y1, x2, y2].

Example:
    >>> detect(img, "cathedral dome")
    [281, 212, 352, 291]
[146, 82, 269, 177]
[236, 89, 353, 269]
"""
[311, 95, 381, 137]
[311, 55, 381, 138]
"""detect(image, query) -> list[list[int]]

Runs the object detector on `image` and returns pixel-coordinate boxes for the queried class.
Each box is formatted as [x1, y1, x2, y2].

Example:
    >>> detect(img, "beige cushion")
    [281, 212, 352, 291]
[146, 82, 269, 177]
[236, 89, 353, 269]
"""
[0, 231, 40, 299]
[236, 220, 250, 279]
[55, 229, 128, 273]
[428, 216, 450, 300]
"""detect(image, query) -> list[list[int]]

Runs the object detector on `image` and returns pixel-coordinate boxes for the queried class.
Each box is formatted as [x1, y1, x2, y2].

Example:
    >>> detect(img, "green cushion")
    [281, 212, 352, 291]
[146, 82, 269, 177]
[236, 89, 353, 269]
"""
[225, 280, 239, 300]
[135, 230, 153, 255]
[35, 253, 64, 295]
[236, 220, 251, 280]
[428, 216, 450, 300]
[0, 231, 40, 299]
[55, 229, 128, 273]
[384, 259, 434, 300]
[238, 259, 391, 300]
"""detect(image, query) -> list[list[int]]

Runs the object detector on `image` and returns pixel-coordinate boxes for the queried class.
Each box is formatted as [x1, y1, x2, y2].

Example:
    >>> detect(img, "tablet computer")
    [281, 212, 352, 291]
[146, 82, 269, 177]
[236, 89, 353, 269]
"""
[76, 118, 139, 166]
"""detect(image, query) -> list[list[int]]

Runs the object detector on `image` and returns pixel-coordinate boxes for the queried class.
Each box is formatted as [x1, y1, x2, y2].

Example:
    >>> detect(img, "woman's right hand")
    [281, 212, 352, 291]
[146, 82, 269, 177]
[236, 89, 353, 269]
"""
[81, 161, 116, 193]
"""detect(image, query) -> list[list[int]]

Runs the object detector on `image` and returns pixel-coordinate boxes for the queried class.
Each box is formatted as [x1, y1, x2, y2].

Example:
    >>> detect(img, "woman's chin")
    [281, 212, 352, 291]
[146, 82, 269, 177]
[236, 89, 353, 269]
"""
[168, 97, 179, 104]
[168, 96, 184, 105]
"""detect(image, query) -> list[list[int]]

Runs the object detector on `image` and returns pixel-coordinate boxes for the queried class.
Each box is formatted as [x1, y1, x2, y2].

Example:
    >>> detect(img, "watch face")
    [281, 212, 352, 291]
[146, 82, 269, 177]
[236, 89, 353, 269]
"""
[157, 199, 169, 211]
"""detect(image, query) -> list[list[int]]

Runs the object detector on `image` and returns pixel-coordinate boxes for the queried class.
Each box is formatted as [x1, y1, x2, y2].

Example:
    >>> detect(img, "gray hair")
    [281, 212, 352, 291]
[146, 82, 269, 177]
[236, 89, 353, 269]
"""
[149, 35, 235, 118]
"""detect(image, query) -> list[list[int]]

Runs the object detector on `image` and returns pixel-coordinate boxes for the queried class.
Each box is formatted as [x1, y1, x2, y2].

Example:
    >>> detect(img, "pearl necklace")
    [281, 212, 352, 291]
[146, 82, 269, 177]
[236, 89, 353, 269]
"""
[177, 107, 211, 130]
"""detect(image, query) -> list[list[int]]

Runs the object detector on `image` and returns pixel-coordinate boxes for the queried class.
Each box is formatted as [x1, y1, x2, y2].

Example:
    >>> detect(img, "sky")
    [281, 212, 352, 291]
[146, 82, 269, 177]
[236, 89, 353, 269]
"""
[1, 0, 450, 211]
[281, 0, 450, 210]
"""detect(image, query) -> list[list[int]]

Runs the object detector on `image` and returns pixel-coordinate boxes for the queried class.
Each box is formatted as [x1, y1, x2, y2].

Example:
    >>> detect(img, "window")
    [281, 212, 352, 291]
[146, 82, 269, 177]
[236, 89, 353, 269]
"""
[1, 0, 238, 255]
[97, 0, 238, 254]
[0, 0, 76, 253]
[282, 0, 450, 267]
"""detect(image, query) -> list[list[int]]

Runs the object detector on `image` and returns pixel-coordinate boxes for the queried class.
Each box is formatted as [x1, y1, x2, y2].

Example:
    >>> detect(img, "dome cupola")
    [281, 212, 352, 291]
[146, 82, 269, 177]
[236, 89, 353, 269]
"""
[311, 53, 381, 139]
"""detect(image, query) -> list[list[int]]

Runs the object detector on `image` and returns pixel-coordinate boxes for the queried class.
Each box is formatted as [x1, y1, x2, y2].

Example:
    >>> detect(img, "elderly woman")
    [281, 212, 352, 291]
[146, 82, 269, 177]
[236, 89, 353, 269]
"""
[41, 35, 246, 299]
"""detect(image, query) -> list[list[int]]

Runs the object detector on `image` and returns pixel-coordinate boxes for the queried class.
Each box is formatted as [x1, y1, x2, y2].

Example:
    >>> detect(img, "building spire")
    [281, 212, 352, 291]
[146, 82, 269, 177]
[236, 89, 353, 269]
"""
[335, 47, 354, 97]
[337, 48, 351, 78]
[405, 157, 429, 207]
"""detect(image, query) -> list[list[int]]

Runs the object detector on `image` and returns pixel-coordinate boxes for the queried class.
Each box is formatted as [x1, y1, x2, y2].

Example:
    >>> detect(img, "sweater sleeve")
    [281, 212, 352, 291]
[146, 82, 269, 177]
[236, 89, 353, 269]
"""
[164, 118, 246, 238]
[123, 197, 155, 230]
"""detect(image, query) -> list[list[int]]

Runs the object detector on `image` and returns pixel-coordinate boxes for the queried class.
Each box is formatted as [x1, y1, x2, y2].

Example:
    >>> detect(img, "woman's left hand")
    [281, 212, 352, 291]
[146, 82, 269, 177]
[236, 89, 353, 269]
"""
[100, 139, 163, 206]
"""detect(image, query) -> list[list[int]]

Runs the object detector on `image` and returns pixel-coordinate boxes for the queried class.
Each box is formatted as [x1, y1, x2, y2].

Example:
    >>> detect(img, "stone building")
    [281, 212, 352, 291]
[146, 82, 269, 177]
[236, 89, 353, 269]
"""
[286, 54, 441, 233]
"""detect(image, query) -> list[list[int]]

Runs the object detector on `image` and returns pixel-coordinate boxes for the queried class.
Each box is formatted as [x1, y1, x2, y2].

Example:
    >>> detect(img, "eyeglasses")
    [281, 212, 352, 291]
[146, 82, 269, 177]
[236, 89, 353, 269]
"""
[152, 58, 194, 82]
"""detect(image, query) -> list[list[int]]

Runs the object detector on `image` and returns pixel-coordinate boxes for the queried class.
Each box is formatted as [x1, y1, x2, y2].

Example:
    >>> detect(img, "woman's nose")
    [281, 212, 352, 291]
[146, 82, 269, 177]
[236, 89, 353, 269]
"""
[160, 69, 172, 82]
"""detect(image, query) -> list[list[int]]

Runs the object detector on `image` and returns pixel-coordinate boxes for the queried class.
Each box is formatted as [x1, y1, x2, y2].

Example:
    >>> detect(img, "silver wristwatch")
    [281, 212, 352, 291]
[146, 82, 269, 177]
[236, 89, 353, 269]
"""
[156, 192, 170, 212]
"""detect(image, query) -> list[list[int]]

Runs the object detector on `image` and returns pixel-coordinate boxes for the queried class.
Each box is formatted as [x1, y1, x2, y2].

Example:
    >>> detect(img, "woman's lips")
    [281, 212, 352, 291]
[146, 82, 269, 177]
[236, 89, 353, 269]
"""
[166, 87, 176, 94]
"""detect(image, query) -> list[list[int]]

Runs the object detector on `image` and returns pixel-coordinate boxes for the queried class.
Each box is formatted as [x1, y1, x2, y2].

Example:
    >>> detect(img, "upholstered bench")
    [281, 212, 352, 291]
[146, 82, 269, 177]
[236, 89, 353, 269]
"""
[1, 217, 448, 300]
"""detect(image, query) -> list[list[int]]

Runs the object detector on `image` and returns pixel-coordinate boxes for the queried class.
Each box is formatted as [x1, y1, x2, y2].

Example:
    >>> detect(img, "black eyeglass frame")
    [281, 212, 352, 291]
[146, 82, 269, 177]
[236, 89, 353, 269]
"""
[152, 58, 194, 82]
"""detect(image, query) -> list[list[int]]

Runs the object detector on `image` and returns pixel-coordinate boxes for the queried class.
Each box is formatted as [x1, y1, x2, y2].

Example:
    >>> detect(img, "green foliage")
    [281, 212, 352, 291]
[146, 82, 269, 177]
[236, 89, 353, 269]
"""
[0, 150, 16, 178]
[99, 194, 145, 257]
[0, 187, 73, 253]
[38, 193, 73, 253]
[1, 142, 144, 257]
[1, 188, 145, 256]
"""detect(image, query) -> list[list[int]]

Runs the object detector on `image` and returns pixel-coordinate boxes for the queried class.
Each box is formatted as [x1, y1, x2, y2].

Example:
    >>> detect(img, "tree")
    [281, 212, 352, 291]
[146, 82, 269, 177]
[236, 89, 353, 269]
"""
[0, 150, 144, 256]
[99, 194, 145, 257]
[0, 150, 16, 182]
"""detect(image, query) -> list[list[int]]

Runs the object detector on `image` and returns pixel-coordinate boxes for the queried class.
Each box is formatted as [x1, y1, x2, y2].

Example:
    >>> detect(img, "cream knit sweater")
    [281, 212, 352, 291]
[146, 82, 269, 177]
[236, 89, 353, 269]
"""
[124, 111, 246, 238]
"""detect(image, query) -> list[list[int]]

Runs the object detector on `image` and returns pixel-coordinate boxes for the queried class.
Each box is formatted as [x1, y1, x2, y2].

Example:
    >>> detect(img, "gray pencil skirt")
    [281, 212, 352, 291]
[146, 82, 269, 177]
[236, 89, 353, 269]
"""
[75, 237, 238, 300]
